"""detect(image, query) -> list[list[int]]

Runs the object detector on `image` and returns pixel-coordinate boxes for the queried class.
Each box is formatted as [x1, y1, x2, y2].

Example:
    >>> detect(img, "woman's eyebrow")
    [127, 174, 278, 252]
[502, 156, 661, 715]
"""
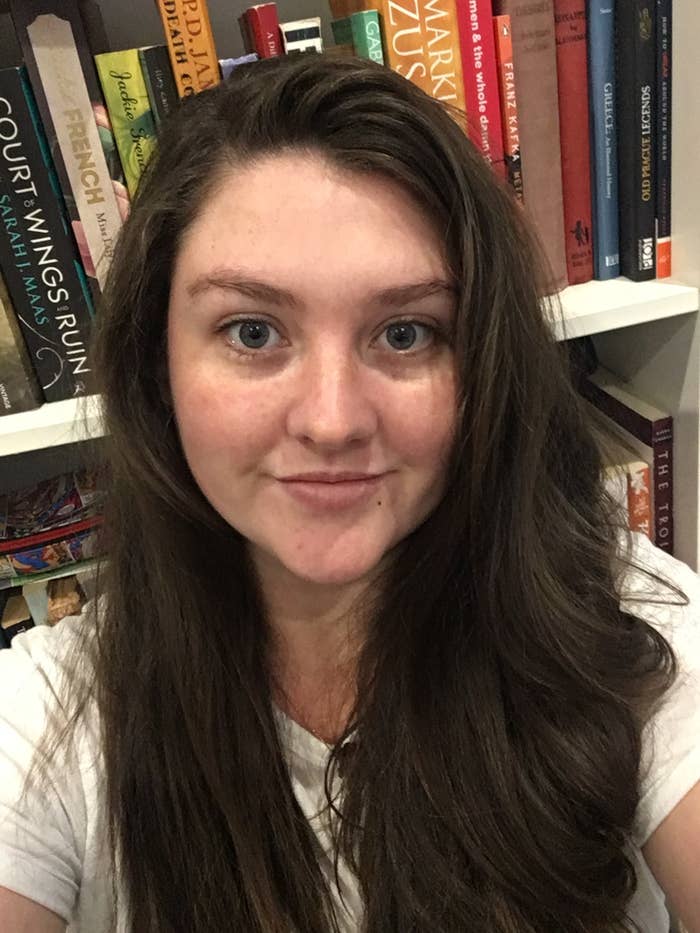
[186, 269, 457, 308]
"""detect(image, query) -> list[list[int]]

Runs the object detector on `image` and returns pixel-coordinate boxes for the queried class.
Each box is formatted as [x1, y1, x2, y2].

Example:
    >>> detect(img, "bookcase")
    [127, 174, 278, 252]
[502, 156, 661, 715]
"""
[1, 0, 699, 569]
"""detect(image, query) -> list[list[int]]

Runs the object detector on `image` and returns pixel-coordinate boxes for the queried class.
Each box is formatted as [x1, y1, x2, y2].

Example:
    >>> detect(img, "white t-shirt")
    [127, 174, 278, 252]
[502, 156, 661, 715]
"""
[0, 532, 698, 932]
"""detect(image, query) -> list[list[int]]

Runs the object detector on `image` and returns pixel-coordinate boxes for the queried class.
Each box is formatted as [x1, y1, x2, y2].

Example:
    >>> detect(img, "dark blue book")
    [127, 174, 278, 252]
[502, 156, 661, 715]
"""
[655, 0, 671, 277]
[615, 0, 656, 281]
[0, 66, 96, 401]
[587, 1, 620, 280]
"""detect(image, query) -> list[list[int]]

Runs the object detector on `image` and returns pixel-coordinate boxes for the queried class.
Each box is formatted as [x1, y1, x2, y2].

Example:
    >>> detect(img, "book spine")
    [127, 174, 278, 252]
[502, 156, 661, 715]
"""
[493, 15, 523, 202]
[382, 0, 468, 113]
[138, 46, 179, 130]
[652, 431, 673, 553]
[554, 0, 593, 284]
[10, 0, 128, 294]
[0, 66, 96, 401]
[351, 10, 385, 63]
[492, 0, 568, 291]
[586, 0, 620, 279]
[245, 4, 284, 58]
[279, 18, 324, 54]
[95, 50, 158, 197]
[454, 0, 506, 177]
[0, 271, 43, 415]
[626, 461, 652, 538]
[153, 0, 221, 96]
[219, 55, 259, 79]
[615, 0, 656, 281]
[331, 16, 356, 55]
[655, 0, 671, 278]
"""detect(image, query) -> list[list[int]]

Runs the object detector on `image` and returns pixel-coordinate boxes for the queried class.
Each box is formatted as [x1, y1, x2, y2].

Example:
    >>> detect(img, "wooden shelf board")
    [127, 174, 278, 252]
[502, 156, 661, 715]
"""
[554, 277, 699, 340]
[0, 395, 103, 458]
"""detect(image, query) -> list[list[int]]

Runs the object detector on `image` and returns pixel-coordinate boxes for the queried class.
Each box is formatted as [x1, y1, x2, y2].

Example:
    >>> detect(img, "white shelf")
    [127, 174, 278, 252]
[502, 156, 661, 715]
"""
[553, 277, 699, 340]
[0, 395, 103, 458]
[1, 279, 698, 459]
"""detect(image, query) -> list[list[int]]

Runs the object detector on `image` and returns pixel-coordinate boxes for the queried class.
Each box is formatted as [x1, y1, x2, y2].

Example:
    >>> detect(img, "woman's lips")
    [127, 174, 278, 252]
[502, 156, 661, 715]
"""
[277, 474, 386, 511]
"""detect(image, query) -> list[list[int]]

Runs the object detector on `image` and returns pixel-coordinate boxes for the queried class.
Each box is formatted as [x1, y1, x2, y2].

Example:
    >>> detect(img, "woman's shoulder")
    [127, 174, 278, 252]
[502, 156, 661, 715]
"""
[618, 534, 700, 847]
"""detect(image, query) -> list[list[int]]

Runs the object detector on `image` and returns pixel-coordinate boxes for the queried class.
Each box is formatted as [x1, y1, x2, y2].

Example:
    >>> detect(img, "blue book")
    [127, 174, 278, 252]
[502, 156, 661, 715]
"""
[587, 2, 620, 280]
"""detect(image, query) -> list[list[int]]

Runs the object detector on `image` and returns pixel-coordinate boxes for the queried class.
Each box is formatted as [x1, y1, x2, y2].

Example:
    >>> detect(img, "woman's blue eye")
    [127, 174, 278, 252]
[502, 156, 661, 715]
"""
[227, 320, 281, 350]
[382, 322, 433, 351]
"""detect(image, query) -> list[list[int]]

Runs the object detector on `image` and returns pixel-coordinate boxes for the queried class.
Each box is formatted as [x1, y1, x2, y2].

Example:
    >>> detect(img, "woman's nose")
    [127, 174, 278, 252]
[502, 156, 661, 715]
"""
[285, 348, 378, 451]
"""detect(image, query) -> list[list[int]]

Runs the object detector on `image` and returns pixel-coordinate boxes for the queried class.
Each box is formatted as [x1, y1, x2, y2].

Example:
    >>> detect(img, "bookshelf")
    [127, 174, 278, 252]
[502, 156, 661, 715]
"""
[1, 0, 699, 570]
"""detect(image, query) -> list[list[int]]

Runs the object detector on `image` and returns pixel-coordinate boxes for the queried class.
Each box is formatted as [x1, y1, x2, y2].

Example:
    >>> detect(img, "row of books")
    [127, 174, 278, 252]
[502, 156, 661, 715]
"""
[0, 466, 105, 588]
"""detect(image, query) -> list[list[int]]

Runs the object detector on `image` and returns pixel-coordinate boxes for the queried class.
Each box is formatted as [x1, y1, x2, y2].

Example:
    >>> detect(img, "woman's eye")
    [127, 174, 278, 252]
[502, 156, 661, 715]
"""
[379, 321, 435, 352]
[223, 319, 282, 351]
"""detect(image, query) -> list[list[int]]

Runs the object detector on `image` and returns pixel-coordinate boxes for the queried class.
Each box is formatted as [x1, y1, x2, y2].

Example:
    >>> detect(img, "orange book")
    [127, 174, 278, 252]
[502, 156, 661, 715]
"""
[625, 460, 652, 538]
[154, 0, 220, 97]
[330, 0, 466, 115]
[493, 15, 523, 202]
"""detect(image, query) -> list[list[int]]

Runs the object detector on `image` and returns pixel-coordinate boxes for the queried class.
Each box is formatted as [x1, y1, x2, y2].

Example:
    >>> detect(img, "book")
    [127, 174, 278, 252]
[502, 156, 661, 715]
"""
[0, 522, 101, 582]
[493, 14, 523, 202]
[580, 366, 673, 553]
[138, 45, 179, 129]
[604, 460, 652, 538]
[491, 0, 568, 292]
[586, 0, 620, 279]
[279, 18, 324, 54]
[455, 0, 506, 177]
[244, 3, 284, 58]
[153, 0, 220, 97]
[95, 49, 158, 196]
[0, 270, 42, 416]
[554, 0, 593, 284]
[655, 0, 671, 278]
[0, 467, 104, 540]
[329, 0, 468, 115]
[615, 0, 656, 281]
[220, 54, 259, 79]
[9, 0, 128, 294]
[331, 11, 385, 63]
[0, 65, 97, 401]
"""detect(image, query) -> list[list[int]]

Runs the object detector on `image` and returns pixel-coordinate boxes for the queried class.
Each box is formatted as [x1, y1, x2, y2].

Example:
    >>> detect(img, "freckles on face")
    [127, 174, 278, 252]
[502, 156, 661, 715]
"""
[167, 153, 458, 587]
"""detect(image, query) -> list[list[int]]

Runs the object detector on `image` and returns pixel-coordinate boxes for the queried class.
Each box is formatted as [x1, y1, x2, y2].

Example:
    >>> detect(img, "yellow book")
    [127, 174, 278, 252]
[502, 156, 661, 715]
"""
[95, 49, 158, 197]
[153, 0, 221, 97]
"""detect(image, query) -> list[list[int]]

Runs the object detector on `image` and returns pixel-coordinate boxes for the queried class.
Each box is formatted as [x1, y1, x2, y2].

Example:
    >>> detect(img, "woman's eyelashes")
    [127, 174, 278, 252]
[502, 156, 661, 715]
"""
[216, 316, 448, 357]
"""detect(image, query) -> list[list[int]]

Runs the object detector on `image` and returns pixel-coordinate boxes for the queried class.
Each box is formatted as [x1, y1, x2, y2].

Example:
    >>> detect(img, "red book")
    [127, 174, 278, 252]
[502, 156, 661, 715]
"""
[493, 15, 523, 202]
[455, 0, 505, 178]
[554, 0, 593, 284]
[245, 3, 283, 58]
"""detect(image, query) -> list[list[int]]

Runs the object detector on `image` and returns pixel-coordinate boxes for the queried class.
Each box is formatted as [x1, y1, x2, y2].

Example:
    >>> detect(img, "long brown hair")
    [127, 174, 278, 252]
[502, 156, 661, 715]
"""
[40, 54, 679, 932]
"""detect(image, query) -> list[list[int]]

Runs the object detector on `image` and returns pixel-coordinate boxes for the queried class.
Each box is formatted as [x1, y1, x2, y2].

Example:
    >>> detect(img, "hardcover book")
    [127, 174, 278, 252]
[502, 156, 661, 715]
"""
[492, 0, 568, 292]
[95, 49, 158, 197]
[493, 15, 523, 201]
[581, 367, 673, 553]
[153, 0, 221, 96]
[587, 0, 620, 279]
[655, 0, 671, 278]
[329, 0, 468, 116]
[0, 65, 96, 401]
[331, 11, 385, 63]
[279, 18, 324, 54]
[615, 0, 656, 281]
[554, 0, 593, 284]
[9, 0, 128, 294]
[244, 3, 284, 58]
[455, 0, 505, 177]
[138, 45, 179, 129]
[0, 270, 42, 416]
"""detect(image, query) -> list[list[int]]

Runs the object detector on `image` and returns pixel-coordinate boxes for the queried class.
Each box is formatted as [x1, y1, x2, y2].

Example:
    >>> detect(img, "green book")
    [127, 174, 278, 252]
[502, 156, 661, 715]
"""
[94, 49, 158, 197]
[331, 11, 384, 64]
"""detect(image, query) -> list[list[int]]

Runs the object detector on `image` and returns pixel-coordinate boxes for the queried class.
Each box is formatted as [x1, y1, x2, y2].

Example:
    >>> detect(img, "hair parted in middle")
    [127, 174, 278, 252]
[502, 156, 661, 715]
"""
[41, 53, 678, 933]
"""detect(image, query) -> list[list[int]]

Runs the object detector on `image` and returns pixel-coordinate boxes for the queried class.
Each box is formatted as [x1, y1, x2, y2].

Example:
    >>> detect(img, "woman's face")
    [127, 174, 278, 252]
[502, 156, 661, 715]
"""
[168, 153, 457, 588]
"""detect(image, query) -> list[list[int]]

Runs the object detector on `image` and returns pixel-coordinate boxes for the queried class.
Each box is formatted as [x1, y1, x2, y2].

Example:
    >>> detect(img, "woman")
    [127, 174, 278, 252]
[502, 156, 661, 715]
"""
[0, 54, 698, 933]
